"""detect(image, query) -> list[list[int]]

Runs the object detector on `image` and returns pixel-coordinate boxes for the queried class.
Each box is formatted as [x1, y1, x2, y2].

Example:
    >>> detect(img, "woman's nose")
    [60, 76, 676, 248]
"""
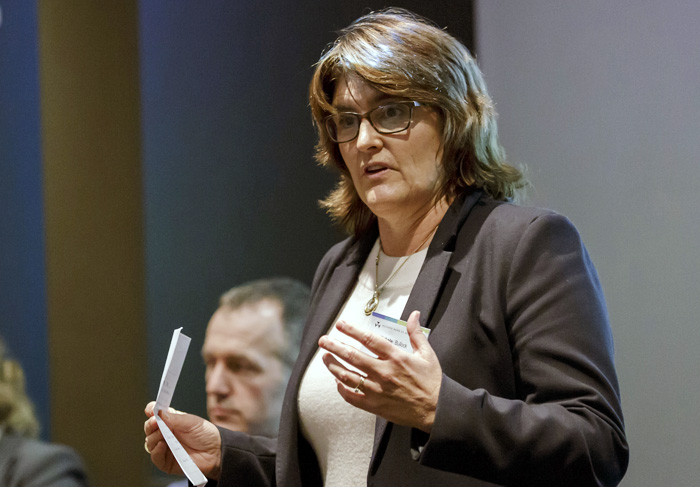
[355, 118, 382, 152]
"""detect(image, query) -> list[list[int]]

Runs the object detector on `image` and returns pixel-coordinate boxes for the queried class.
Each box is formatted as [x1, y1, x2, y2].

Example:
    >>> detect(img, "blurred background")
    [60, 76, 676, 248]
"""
[0, 1, 698, 486]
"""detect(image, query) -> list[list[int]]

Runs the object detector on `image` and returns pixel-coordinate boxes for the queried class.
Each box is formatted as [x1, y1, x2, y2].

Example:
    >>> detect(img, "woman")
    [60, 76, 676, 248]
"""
[0, 338, 89, 486]
[145, 8, 628, 486]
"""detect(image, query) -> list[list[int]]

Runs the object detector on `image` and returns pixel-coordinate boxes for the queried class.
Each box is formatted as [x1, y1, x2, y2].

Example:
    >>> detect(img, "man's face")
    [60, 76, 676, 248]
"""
[202, 300, 287, 436]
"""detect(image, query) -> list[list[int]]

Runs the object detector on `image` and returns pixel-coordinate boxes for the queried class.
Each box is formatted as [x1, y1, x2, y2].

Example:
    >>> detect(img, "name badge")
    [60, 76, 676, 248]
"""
[369, 312, 431, 354]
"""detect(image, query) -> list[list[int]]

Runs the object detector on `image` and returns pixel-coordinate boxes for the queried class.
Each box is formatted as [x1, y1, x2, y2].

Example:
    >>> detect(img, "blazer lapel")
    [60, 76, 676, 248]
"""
[296, 231, 378, 371]
[400, 249, 453, 324]
[278, 232, 378, 487]
[298, 265, 358, 362]
[401, 188, 483, 325]
[372, 189, 484, 462]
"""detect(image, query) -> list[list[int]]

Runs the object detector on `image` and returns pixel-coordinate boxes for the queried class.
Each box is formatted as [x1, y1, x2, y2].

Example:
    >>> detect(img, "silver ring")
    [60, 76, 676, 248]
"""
[144, 441, 151, 454]
[353, 375, 366, 393]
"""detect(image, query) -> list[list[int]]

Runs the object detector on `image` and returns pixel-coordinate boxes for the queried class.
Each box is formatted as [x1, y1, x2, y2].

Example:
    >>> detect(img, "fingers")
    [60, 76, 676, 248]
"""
[340, 320, 397, 357]
[320, 320, 394, 362]
[406, 310, 429, 353]
[145, 402, 181, 420]
[149, 437, 170, 461]
[144, 415, 157, 436]
[334, 377, 368, 408]
[144, 416, 167, 461]
[145, 401, 156, 417]
[144, 407, 185, 476]
[318, 314, 443, 432]
[318, 316, 430, 395]
[318, 336, 375, 375]
[144, 407, 171, 458]
[144, 405, 172, 437]
[147, 433, 184, 476]
[321, 352, 372, 394]
[145, 427, 164, 453]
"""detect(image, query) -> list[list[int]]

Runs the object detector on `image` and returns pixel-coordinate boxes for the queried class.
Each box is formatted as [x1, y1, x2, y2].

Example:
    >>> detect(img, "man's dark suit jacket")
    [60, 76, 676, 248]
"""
[213, 190, 629, 487]
[0, 433, 88, 487]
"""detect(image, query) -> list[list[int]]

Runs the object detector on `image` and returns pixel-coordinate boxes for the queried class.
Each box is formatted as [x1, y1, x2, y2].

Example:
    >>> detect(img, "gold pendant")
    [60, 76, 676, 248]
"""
[364, 291, 379, 316]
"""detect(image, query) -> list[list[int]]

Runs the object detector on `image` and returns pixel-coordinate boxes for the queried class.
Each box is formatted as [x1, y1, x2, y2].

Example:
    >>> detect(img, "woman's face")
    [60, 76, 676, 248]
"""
[332, 75, 444, 222]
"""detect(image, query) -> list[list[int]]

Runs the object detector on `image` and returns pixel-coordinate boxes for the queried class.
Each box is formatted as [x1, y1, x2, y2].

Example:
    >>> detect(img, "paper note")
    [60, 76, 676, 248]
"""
[155, 328, 208, 487]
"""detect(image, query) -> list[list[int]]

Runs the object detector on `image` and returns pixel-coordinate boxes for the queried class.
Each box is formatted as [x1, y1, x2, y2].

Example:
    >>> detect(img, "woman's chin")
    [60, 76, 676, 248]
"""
[363, 196, 402, 218]
[363, 188, 436, 221]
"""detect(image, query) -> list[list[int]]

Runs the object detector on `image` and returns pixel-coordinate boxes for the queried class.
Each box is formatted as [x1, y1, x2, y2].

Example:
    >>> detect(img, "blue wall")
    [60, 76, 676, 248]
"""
[139, 1, 341, 416]
[0, 0, 51, 439]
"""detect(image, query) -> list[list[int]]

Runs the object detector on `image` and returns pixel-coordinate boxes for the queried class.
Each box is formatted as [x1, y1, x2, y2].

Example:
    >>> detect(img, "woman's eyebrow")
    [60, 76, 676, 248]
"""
[332, 93, 401, 112]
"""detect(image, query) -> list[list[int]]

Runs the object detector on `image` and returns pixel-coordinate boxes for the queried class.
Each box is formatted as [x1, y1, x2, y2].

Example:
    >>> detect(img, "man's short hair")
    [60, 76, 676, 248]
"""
[218, 277, 310, 367]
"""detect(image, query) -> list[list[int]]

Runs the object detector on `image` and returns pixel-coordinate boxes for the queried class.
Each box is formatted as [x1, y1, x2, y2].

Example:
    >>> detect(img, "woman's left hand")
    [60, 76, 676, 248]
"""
[318, 310, 442, 433]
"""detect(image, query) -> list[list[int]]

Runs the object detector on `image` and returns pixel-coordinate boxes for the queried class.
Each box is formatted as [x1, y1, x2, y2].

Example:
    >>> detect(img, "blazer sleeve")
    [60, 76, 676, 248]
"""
[416, 212, 629, 486]
[215, 427, 277, 487]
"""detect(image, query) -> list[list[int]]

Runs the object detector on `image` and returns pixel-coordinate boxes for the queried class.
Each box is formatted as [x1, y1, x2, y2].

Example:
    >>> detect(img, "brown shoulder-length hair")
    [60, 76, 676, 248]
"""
[309, 8, 527, 237]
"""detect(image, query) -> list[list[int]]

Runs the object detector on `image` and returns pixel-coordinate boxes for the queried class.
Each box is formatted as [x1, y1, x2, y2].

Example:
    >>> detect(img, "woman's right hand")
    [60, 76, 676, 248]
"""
[144, 401, 222, 480]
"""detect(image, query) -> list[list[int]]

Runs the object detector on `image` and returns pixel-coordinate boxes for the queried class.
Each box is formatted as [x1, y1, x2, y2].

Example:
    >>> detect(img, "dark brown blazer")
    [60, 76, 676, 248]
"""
[215, 189, 629, 487]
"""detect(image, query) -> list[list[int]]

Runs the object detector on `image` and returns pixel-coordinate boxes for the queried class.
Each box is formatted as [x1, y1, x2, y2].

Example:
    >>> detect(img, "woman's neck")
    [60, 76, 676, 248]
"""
[377, 198, 450, 256]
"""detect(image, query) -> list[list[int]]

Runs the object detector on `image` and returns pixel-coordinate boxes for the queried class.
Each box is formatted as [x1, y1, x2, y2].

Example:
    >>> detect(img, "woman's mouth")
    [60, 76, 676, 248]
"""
[364, 163, 389, 176]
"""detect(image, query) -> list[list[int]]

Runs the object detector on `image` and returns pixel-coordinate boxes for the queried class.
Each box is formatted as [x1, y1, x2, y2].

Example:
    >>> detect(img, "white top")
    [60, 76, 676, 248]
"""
[298, 239, 428, 487]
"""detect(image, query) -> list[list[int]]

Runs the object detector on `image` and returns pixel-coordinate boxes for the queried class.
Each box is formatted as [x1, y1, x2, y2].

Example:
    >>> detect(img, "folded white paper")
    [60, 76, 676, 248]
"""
[155, 328, 207, 487]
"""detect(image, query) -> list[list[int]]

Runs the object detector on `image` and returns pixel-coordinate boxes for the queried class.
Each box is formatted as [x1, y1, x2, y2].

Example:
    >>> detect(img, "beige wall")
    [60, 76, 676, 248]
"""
[39, 1, 150, 485]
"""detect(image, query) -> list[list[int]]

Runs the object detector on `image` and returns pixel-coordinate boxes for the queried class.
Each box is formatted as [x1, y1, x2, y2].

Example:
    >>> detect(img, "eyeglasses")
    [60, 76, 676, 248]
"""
[323, 101, 424, 143]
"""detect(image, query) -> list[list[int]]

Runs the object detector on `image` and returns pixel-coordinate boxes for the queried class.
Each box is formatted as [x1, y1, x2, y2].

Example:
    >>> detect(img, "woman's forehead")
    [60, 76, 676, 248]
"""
[332, 75, 398, 110]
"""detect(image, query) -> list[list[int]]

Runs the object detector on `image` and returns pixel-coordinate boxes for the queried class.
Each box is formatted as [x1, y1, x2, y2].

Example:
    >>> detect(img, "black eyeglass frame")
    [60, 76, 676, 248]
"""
[323, 101, 425, 143]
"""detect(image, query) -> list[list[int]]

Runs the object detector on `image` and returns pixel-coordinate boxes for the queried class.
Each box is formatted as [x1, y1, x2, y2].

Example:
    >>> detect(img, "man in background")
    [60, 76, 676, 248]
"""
[166, 277, 309, 487]
[203, 277, 310, 436]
